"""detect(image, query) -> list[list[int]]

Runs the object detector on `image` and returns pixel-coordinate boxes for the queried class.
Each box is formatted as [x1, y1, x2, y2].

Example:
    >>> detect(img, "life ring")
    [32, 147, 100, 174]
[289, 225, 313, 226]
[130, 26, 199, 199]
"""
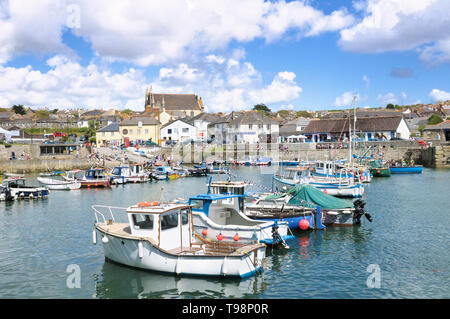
[138, 201, 159, 207]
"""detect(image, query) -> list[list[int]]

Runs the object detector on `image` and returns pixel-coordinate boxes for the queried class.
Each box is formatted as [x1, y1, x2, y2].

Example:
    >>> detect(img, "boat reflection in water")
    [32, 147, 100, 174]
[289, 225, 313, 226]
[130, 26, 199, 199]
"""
[94, 260, 268, 299]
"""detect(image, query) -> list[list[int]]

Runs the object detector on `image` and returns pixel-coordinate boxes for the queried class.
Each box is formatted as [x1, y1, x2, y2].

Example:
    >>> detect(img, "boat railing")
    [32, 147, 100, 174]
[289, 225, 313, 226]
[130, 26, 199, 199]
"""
[92, 205, 128, 224]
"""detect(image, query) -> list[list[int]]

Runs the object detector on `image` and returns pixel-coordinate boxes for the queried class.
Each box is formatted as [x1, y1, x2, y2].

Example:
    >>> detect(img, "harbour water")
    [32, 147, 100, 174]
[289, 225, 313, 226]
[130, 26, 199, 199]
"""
[0, 167, 449, 299]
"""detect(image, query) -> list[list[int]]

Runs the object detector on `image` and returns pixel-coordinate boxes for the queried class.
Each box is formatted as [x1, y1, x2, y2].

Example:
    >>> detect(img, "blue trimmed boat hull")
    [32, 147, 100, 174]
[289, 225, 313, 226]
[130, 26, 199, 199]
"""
[389, 166, 423, 174]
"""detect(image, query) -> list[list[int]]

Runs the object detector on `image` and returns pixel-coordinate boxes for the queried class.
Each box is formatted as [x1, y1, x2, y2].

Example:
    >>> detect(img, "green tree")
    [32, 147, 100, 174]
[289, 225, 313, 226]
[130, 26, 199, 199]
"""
[386, 103, 395, 109]
[35, 110, 50, 119]
[253, 103, 271, 113]
[427, 114, 443, 125]
[12, 104, 26, 115]
[296, 110, 313, 118]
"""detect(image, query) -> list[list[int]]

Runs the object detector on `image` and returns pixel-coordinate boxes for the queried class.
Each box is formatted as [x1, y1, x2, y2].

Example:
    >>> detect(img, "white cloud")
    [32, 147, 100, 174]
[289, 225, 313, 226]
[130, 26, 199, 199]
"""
[429, 89, 450, 101]
[334, 91, 359, 107]
[0, 0, 355, 66]
[338, 0, 450, 64]
[376, 92, 398, 105]
[0, 55, 147, 110]
[363, 75, 370, 88]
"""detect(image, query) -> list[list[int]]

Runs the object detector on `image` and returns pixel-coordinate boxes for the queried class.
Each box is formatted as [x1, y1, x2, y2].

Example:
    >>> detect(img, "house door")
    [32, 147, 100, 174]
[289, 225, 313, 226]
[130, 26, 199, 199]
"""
[266, 134, 272, 143]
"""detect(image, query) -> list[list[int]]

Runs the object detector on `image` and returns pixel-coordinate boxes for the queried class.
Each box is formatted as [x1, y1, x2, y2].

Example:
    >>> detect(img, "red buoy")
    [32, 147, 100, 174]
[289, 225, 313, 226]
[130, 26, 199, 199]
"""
[377, 170, 380, 174]
[202, 229, 207, 236]
[299, 219, 310, 230]
[217, 233, 224, 241]
[233, 233, 239, 241]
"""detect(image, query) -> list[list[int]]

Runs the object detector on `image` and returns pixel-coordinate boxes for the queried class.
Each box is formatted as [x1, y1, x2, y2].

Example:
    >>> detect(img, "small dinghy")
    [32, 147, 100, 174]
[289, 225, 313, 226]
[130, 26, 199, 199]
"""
[92, 202, 266, 278]
[37, 177, 81, 190]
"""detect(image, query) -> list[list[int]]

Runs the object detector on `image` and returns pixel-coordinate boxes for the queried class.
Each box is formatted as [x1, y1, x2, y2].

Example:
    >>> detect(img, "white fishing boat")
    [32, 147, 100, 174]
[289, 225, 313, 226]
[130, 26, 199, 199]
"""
[37, 176, 81, 190]
[92, 202, 266, 278]
[188, 184, 294, 247]
[108, 165, 149, 184]
[273, 167, 365, 198]
[1, 178, 49, 199]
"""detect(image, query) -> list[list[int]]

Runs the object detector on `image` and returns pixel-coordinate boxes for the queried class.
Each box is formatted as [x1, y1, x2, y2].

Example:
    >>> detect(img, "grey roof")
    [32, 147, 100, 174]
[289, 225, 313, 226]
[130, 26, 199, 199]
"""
[303, 116, 404, 134]
[97, 122, 119, 132]
[147, 93, 202, 111]
[187, 112, 222, 124]
[229, 111, 279, 126]
[161, 117, 195, 129]
[120, 116, 160, 126]
[424, 120, 450, 130]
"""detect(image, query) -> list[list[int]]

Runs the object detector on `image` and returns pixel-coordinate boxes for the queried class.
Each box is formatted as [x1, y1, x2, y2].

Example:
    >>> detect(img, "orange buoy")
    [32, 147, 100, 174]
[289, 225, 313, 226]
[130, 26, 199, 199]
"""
[217, 233, 224, 241]
[233, 233, 240, 241]
[299, 219, 310, 231]
[202, 229, 208, 236]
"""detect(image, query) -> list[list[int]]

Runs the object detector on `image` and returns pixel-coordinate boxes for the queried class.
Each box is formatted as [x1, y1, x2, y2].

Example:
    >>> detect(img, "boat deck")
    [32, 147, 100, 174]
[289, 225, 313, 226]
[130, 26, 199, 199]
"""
[96, 223, 264, 257]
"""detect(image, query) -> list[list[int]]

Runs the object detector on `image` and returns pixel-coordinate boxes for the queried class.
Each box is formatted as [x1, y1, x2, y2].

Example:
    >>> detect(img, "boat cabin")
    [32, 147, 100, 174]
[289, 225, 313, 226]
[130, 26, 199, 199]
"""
[2, 178, 27, 188]
[111, 166, 132, 177]
[85, 168, 108, 180]
[125, 203, 192, 251]
[188, 193, 248, 225]
[208, 181, 248, 196]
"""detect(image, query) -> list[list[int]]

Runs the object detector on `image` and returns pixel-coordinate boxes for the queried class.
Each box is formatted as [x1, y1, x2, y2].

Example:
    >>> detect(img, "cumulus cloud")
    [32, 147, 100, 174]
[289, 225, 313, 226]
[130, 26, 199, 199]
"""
[0, 53, 303, 113]
[0, 0, 355, 66]
[376, 92, 398, 105]
[334, 91, 359, 107]
[429, 89, 450, 101]
[0, 55, 147, 110]
[338, 0, 450, 65]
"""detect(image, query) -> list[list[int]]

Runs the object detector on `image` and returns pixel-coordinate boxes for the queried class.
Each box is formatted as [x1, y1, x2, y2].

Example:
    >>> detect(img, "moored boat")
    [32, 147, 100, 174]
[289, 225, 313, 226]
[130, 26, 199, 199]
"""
[389, 165, 423, 174]
[1, 178, 49, 199]
[92, 202, 266, 278]
[37, 176, 81, 190]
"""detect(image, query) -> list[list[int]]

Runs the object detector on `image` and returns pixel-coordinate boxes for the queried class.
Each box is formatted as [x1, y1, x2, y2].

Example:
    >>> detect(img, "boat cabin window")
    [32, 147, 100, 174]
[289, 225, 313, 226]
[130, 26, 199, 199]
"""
[7, 179, 26, 187]
[181, 209, 189, 225]
[132, 214, 154, 230]
[111, 167, 121, 175]
[190, 199, 204, 210]
[161, 212, 178, 230]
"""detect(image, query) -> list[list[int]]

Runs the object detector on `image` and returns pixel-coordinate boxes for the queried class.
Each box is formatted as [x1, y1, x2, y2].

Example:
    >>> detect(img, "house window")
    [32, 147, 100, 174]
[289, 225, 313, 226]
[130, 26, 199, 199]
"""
[182, 128, 189, 133]
[110, 132, 114, 136]
[266, 124, 270, 130]
[258, 124, 262, 129]
[168, 129, 172, 134]
[249, 124, 253, 129]
[102, 132, 105, 136]
[132, 214, 154, 230]
[145, 129, 148, 134]
[129, 129, 133, 134]
[137, 129, 141, 135]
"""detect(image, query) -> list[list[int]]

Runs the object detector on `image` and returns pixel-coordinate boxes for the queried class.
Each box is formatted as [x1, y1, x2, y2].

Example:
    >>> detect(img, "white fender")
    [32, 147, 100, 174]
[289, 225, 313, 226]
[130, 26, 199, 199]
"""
[221, 256, 228, 276]
[138, 241, 144, 258]
[92, 229, 97, 244]
[175, 257, 181, 275]
[102, 236, 109, 243]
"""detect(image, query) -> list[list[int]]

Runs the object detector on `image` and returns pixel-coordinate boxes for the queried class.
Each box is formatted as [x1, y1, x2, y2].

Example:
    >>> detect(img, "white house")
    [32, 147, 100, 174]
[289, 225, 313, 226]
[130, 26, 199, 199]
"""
[211, 111, 280, 144]
[160, 119, 197, 143]
[188, 113, 223, 141]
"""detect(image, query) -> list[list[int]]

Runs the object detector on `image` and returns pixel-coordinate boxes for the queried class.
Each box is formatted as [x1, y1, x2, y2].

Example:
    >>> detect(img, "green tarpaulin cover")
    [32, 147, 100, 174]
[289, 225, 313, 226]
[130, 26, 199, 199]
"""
[266, 184, 354, 209]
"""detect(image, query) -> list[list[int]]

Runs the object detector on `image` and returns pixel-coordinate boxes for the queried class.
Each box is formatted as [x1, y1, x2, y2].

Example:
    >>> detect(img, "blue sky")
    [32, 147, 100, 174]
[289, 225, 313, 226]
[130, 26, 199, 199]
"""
[1, 0, 449, 112]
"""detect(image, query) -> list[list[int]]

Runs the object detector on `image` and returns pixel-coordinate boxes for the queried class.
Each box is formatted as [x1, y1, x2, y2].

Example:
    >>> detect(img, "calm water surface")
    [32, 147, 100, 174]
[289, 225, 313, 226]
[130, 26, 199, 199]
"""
[0, 167, 449, 298]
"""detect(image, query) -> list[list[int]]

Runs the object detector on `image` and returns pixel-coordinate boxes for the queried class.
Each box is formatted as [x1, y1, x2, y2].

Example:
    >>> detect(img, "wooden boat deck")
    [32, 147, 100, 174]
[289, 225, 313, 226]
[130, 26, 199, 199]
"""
[96, 223, 265, 257]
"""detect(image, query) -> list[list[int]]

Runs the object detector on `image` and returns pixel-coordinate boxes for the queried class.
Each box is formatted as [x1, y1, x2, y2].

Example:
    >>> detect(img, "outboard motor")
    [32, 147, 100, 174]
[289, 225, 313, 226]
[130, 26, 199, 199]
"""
[2, 186, 15, 202]
[353, 199, 372, 224]
[271, 221, 289, 249]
